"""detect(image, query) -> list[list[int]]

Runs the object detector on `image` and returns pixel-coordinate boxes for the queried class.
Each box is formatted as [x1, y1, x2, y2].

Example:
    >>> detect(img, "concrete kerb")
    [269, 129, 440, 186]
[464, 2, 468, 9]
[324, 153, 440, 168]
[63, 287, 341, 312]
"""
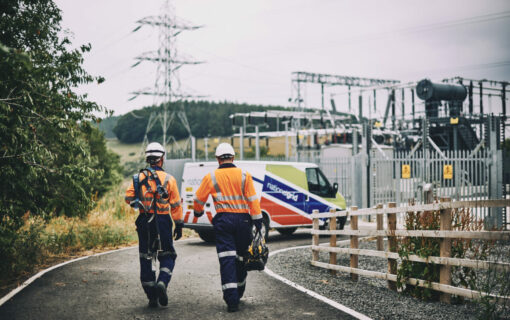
[264, 239, 373, 320]
[0, 237, 201, 307]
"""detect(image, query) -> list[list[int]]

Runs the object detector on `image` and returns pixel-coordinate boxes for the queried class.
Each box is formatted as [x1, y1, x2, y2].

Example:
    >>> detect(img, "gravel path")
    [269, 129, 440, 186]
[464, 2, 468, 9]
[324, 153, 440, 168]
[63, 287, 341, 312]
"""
[267, 240, 487, 320]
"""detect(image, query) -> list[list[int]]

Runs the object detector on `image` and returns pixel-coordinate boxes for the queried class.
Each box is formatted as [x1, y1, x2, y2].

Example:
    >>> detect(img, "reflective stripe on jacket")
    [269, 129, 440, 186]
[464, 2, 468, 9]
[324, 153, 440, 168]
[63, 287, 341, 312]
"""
[193, 164, 262, 220]
[125, 169, 183, 223]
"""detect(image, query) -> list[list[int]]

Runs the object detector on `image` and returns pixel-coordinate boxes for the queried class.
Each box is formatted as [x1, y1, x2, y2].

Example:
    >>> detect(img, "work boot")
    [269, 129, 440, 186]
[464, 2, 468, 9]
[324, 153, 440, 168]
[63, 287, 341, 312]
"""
[156, 281, 168, 306]
[148, 298, 158, 308]
[147, 284, 158, 308]
[227, 304, 239, 313]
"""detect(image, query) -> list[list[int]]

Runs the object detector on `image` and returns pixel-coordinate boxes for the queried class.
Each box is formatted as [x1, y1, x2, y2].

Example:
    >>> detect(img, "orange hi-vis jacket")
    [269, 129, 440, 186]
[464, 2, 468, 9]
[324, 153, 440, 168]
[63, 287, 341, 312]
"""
[193, 164, 262, 221]
[125, 168, 183, 223]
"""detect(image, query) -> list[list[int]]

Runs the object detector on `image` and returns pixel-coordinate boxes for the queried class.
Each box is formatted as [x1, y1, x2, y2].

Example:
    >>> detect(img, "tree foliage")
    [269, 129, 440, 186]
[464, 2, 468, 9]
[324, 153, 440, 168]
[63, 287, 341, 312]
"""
[0, 0, 120, 232]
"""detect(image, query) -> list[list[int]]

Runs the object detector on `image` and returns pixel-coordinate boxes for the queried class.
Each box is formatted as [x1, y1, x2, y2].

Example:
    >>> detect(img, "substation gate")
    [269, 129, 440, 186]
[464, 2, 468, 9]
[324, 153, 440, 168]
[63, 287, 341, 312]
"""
[316, 115, 506, 230]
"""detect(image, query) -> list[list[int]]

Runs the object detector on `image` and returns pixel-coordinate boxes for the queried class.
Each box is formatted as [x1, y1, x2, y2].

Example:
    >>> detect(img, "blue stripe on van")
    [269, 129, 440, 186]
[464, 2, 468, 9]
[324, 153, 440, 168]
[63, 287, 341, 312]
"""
[252, 176, 263, 184]
[262, 175, 306, 212]
[253, 174, 336, 215]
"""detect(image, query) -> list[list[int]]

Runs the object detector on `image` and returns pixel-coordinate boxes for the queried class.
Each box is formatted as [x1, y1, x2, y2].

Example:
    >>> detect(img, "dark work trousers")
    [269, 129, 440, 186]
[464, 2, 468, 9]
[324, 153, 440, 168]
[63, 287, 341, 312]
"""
[135, 213, 177, 299]
[212, 212, 253, 306]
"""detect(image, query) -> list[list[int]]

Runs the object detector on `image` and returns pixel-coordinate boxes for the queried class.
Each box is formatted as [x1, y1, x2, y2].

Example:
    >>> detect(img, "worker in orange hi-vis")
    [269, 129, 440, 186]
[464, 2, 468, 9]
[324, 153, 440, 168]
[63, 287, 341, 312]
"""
[193, 143, 262, 313]
[125, 142, 183, 308]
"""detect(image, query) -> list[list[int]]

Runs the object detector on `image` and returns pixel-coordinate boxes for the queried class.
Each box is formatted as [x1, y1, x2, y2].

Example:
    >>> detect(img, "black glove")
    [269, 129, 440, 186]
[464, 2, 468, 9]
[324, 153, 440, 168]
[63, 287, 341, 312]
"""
[194, 210, 204, 218]
[253, 219, 263, 232]
[173, 222, 183, 241]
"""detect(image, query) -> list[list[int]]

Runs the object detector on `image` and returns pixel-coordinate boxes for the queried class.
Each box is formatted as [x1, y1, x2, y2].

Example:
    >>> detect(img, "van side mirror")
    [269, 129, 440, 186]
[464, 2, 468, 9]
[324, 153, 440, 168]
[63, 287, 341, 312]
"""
[333, 182, 338, 193]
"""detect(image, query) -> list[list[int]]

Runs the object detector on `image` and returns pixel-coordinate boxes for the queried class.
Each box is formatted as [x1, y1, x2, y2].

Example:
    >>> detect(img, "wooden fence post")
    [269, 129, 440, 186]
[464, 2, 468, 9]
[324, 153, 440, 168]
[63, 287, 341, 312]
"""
[440, 197, 452, 304]
[329, 208, 337, 275]
[312, 209, 319, 263]
[387, 202, 397, 291]
[376, 203, 384, 251]
[350, 206, 358, 281]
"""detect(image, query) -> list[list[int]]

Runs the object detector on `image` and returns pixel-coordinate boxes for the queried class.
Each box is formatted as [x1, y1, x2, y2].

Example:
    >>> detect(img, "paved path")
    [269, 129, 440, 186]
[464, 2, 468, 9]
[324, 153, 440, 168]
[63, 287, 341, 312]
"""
[0, 231, 354, 319]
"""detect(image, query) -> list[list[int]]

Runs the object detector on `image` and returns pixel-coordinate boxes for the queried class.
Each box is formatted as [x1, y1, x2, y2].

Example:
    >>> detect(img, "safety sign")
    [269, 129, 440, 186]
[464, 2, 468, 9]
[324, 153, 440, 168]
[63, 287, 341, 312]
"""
[401, 164, 411, 179]
[443, 165, 453, 180]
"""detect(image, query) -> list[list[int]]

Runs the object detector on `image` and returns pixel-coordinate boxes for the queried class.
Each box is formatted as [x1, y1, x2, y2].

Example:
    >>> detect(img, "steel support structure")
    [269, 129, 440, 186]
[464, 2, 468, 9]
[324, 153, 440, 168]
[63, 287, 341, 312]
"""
[130, 0, 203, 159]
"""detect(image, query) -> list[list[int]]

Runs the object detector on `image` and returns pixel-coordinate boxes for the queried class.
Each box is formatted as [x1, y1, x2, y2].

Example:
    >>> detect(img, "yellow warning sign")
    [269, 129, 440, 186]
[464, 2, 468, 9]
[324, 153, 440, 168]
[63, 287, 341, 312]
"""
[186, 187, 193, 192]
[443, 165, 453, 180]
[450, 117, 459, 124]
[401, 164, 411, 179]
[374, 121, 382, 128]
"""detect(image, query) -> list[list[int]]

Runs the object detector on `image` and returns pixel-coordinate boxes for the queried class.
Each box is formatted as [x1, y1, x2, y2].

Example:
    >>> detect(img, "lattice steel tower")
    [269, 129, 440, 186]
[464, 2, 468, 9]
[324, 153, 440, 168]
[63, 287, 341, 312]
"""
[130, 0, 203, 158]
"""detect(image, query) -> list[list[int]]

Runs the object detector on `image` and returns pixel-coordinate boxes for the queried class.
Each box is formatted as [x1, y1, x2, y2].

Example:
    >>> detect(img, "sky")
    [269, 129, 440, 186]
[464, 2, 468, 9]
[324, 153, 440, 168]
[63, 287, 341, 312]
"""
[54, 0, 510, 119]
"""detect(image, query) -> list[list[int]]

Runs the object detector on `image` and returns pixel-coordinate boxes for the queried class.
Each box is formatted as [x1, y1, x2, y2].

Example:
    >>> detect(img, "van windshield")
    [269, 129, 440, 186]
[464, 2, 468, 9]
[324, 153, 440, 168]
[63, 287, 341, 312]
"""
[306, 168, 334, 198]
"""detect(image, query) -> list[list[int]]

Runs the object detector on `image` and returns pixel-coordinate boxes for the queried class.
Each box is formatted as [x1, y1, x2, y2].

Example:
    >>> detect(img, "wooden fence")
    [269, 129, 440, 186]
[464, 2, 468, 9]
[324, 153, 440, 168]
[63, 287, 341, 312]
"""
[310, 199, 510, 303]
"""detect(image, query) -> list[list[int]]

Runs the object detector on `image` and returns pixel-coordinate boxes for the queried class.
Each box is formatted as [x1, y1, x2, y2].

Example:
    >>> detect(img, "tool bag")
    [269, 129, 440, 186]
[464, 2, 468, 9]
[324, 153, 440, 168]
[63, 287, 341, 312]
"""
[243, 228, 269, 271]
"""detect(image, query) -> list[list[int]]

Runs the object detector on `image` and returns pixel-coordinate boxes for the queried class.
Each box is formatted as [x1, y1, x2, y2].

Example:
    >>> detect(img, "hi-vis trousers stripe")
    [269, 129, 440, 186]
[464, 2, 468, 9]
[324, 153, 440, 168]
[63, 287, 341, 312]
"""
[142, 281, 155, 287]
[160, 267, 172, 275]
[222, 283, 237, 290]
[221, 280, 245, 291]
[218, 250, 237, 258]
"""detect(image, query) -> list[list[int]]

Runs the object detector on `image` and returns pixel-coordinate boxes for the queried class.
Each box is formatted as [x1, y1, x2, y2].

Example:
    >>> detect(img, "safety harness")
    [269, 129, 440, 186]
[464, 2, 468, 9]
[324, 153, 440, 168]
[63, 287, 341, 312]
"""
[132, 167, 176, 266]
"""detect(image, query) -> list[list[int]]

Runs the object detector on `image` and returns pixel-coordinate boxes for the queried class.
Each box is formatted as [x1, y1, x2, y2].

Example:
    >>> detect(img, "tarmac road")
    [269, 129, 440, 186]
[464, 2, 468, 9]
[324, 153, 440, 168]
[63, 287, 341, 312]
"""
[0, 230, 354, 320]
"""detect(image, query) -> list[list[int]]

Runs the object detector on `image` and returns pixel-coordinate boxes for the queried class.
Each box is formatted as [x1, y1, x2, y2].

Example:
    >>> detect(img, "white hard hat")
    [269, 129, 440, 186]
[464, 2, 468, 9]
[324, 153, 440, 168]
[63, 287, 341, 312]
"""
[215, 143, 235, 158]
[145, 142, 165, 158]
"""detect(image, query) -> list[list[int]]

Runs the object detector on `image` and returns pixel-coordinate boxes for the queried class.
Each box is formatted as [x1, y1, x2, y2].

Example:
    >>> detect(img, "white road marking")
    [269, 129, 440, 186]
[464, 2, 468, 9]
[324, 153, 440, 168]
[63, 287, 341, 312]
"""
[264, 239, 373, 320]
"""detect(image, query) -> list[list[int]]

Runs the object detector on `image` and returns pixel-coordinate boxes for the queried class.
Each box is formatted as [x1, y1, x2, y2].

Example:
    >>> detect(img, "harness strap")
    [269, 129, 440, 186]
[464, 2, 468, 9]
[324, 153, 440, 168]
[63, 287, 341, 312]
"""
[131, 174, 141, 209]
[146, 167, 168, 199]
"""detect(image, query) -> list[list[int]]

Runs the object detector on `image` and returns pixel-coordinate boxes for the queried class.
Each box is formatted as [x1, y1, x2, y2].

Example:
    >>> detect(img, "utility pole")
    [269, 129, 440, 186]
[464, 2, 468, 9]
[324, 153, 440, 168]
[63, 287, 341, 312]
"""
[130, 0, 203, 159]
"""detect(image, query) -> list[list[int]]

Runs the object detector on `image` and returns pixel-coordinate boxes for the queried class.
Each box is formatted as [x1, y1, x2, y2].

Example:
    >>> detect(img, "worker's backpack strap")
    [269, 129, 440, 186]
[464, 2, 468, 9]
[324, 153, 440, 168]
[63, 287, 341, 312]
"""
[130, 173, 142, 209]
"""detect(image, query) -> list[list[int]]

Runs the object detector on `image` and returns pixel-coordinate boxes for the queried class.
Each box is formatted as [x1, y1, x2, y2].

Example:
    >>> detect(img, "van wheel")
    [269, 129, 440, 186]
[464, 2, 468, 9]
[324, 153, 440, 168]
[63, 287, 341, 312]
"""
[198, 230, 215, 243]
[323, 217, 347, 230]
[338, 216, 347, 230]
[276, 227, 297, 236]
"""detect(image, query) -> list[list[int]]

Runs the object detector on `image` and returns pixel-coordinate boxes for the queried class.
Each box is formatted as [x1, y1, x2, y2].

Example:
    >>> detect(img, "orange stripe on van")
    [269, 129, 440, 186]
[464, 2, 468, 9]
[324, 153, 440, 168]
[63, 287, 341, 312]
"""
[206, 211, 213, 223]
[260, 197, 311, 225]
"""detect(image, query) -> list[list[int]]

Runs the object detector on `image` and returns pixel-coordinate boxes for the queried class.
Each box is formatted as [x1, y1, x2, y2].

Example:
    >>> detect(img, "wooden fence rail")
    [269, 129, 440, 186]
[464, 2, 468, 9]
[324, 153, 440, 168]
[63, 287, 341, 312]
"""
[310, 199, 510, 303]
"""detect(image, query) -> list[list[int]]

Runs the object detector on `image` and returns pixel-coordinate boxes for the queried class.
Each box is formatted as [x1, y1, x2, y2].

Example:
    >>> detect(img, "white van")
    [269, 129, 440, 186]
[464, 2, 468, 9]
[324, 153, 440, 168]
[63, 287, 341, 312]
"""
[181, 161, 347, 242]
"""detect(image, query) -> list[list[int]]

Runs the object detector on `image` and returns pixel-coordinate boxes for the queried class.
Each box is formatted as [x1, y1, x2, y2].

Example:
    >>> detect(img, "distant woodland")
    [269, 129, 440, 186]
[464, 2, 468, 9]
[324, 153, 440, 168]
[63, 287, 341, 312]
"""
[111, 101, 288, 143]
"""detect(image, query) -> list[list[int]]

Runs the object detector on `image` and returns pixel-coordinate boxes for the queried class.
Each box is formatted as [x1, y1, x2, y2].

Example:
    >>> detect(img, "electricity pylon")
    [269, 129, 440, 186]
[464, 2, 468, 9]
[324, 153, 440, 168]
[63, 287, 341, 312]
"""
[130, 0, 203, 159]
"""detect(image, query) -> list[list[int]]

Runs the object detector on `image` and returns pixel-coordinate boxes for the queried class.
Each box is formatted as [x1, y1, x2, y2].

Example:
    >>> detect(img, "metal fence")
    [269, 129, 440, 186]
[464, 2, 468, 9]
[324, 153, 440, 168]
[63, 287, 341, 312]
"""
[166, 147, 505, 228]
[370, 149, 494, 221]
[315, 148, 504, 227]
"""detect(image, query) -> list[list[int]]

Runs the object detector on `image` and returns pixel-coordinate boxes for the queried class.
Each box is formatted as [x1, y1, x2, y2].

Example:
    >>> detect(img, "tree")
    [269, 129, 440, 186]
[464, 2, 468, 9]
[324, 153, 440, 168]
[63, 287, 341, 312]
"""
[0, 0, 117, 229]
